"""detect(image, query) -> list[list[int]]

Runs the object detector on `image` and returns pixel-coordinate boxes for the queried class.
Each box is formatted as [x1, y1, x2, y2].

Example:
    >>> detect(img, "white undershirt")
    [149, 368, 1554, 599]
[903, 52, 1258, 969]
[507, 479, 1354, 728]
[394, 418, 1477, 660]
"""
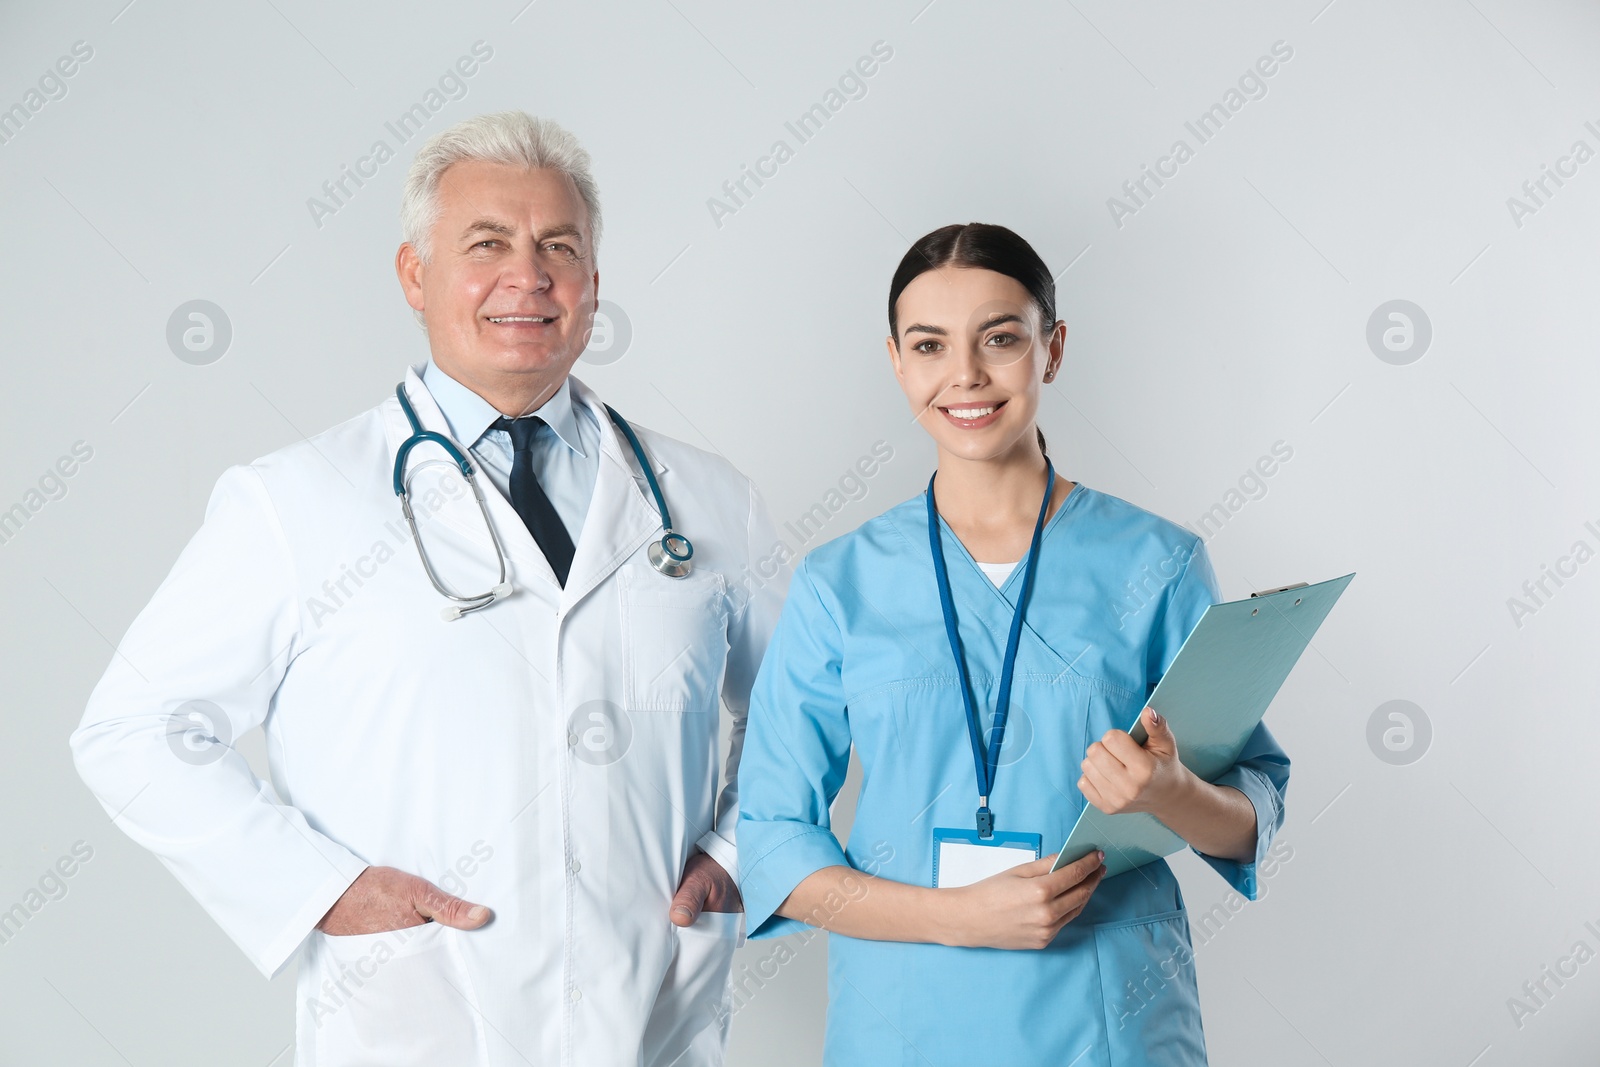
[975, 560, 1019, 586]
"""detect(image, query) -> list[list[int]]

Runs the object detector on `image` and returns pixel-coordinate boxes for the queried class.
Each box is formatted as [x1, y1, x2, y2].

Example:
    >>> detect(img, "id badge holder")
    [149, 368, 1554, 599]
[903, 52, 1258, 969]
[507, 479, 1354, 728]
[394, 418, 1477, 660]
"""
[932, 828, 1043, 889]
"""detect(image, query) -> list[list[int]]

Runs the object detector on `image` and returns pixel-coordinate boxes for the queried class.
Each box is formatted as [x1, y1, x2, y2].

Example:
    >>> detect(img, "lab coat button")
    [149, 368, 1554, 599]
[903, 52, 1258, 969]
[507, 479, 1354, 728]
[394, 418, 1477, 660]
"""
[570, 858, 581, 873]
[567, 731, 579, 746]
[570, 988, 582, 1003]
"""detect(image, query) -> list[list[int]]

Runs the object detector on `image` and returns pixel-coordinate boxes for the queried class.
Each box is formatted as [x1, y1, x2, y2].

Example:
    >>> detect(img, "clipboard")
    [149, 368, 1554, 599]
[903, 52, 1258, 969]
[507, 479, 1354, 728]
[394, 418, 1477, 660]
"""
[1051, 572, 1355, 878]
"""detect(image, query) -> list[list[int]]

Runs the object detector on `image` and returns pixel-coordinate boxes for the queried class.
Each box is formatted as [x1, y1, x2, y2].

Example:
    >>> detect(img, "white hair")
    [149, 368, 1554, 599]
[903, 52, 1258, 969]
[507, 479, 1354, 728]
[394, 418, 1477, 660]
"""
[400, 110, 603, 266]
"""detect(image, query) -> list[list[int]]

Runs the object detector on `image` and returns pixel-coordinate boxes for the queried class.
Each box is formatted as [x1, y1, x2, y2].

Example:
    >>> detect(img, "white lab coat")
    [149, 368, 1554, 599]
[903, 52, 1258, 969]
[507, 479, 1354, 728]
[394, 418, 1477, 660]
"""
[71, 366, 792, 1067]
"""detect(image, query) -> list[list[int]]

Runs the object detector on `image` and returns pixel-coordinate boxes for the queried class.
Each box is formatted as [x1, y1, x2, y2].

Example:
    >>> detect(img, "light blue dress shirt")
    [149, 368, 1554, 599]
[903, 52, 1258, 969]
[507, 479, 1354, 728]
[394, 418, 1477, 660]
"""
[737, 483, 1290, 1065]
[422, 360, 600, 546]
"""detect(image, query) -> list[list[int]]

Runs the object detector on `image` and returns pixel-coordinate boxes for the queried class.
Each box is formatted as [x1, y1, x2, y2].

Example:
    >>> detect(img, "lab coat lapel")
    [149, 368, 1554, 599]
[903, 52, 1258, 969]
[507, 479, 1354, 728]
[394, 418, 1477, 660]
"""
[383, 365, 559, 588]
[560, 377, 665, 610]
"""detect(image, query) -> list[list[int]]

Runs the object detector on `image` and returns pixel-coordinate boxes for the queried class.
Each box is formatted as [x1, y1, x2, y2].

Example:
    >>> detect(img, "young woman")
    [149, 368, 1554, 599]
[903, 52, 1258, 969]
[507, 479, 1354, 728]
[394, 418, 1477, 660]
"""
[736, 223, 1289, 1064]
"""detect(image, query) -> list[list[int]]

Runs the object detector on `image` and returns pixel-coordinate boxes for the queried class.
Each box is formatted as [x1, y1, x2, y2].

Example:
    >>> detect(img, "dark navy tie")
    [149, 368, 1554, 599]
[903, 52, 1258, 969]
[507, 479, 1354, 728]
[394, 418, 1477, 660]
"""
[491, 416, 575, 586]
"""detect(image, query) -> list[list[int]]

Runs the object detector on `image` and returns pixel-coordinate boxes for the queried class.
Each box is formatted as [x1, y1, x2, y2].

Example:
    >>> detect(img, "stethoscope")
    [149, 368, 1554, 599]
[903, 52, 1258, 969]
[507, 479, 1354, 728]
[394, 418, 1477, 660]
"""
[393, 382, 693, 621]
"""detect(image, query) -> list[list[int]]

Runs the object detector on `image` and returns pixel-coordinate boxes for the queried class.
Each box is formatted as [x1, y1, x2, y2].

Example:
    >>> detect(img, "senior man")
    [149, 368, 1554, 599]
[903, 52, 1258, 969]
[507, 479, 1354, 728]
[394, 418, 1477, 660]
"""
[72, 111, 790, 1066]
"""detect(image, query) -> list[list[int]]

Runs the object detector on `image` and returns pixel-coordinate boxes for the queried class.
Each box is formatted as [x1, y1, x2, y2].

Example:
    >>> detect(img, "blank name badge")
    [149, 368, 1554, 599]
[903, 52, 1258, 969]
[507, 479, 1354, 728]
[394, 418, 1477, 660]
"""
[932, 828, 1043, 889]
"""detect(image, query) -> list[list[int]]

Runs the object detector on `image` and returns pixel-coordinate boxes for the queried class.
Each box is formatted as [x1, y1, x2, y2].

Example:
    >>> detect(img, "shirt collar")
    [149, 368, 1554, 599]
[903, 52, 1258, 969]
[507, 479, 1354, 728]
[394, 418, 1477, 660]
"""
[422, 359, 587, 458]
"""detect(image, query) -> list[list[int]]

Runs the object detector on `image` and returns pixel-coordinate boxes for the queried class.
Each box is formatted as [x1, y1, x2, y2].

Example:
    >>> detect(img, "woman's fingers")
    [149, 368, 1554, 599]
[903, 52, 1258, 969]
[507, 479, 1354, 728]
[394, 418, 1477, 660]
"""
[1097, 728, 1145, 765]
[1080, 756, 1123, 810]
[1010, 854, 1063, 879]
[1049, 865, 1105, 925]
[1040, 851, 1104, 895]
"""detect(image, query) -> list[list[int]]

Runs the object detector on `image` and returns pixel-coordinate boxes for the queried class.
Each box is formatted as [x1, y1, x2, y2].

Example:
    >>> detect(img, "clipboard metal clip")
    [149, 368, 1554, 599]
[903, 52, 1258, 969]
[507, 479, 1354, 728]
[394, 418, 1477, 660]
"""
[1250, 582, 1309, 599]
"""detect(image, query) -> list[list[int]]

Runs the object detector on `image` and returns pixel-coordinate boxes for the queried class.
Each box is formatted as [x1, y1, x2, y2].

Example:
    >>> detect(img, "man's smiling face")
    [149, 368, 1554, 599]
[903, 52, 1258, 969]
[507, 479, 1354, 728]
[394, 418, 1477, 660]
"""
[397, 159, 598, 414]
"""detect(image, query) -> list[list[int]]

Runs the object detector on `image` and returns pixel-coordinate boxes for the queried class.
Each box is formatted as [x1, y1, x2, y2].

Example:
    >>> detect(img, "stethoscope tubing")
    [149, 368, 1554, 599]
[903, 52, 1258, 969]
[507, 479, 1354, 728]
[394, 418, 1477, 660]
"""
[393, 381, 691, 618]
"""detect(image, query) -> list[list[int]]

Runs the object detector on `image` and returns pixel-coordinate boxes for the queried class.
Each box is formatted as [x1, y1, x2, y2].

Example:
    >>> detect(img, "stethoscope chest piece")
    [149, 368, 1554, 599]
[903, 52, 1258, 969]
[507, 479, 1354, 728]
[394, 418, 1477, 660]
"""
[649, 530, 694, 578]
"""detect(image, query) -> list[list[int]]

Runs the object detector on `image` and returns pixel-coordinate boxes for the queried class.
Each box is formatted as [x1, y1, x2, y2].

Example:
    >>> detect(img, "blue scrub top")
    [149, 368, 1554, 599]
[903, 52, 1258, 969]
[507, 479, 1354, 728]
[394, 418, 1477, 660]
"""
[737, 482, 1290, 1066]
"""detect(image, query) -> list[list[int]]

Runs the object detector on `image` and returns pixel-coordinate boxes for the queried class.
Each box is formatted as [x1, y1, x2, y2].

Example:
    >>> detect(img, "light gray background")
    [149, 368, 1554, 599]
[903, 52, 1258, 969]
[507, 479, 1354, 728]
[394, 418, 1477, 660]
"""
[3, 0, 1598, 1063]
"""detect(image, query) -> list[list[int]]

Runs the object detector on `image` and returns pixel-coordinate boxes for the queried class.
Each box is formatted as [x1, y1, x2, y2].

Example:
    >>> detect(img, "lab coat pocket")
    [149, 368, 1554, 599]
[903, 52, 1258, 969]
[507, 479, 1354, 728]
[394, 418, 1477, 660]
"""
[621, 568, 729, 712]
[642, 909, 743, 1067]
[1092, 909, 1208, 1066]
[308, 921, 487, 1067]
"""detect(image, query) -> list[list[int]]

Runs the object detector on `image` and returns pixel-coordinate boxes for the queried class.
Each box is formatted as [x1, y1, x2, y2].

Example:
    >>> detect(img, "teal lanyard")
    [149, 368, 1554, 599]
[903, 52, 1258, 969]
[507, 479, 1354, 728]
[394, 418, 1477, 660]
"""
[925, 461, 1054, 838]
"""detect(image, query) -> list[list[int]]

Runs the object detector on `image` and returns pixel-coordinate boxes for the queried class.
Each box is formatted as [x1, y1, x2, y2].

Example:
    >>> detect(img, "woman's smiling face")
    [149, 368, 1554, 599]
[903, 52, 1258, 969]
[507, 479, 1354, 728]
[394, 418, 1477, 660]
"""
[887, 266, 1064, 463]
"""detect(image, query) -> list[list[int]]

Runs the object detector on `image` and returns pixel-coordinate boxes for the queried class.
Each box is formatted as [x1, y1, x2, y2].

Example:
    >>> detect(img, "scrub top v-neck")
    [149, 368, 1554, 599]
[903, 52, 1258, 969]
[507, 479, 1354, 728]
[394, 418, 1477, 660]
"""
[736, 482, 1291, 1066]
[975, 560, 1017, 586]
